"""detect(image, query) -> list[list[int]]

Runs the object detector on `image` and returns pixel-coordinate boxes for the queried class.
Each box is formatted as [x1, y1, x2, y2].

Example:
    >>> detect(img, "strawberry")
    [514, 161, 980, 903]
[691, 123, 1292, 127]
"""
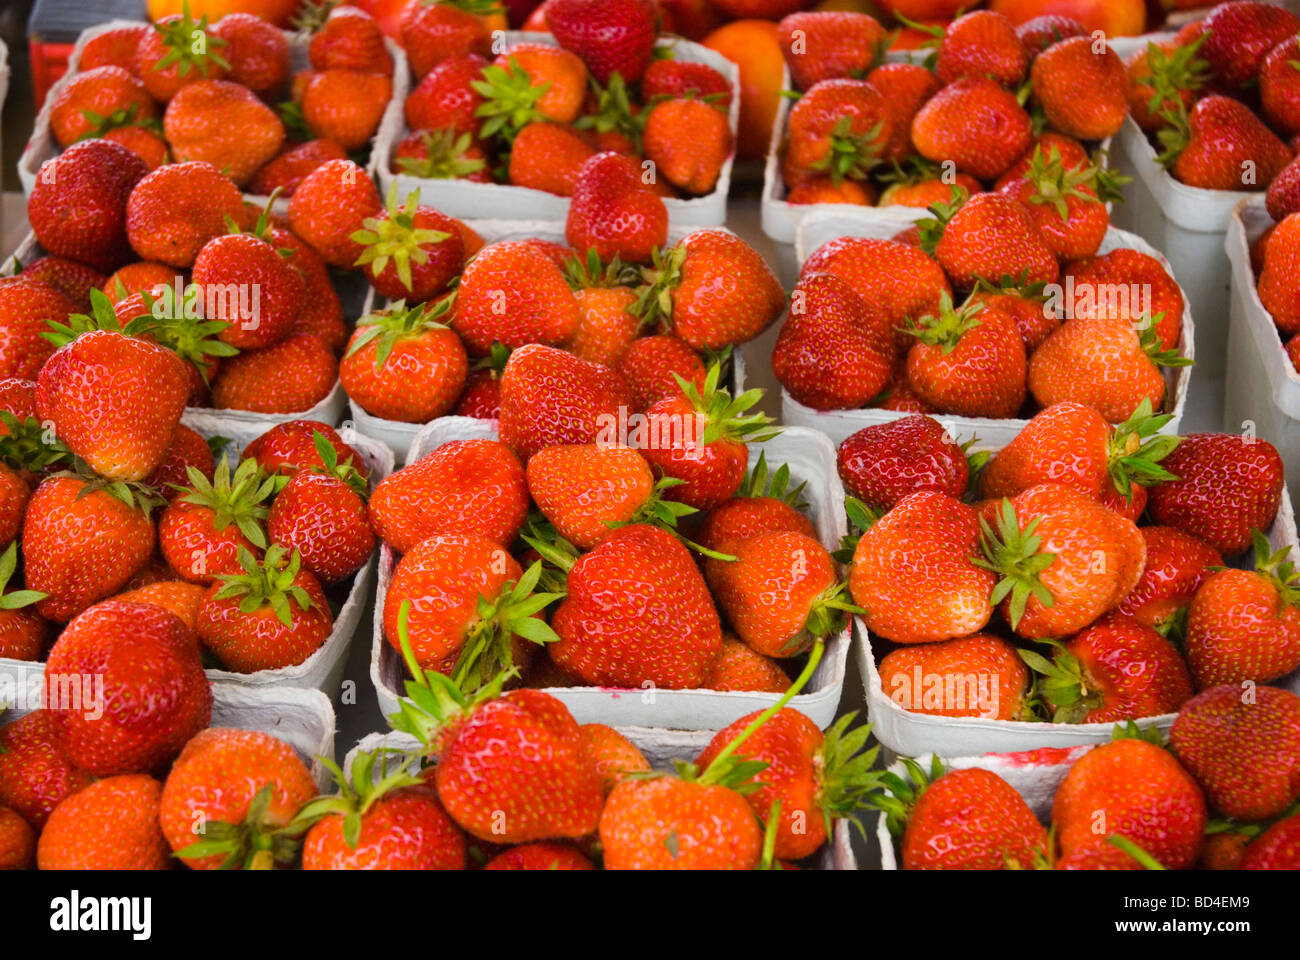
[0, 806, 35, 870]
[267, 445, 375, 585]
[936, 192, 1059, 291]
[912, 76, 1033, 183]
[273, 226, 348, 353]
[302, 69, 393, 152]
[164, 79, 285, 187]
[453, 241, 581, 356]
[101, 125, 170, 171]
[1025, 614, 1193, 723]
[998, 149, 1109, 261]
[546, 0, 656, 85]
[19, 258, 106, 311]
[1185, 532, 1300, 689]
[307, 3, 393, 75]
[566, 151, 668, 264]
[573, 725, 650, 796]
[641, 59, 732, 106]
[405, 53, 488, 136]
[1242, 815, 1300, 870]
[507, 122, 596, 196]
[837, 415, 969, 511]
[1164, 95, 1291, 192]
[785, 79, 892, 186]
[1115, 526, 1221, 632]
[392, 127, 490, 182]
[1261, 34, 1300, 137]
[1015, 15, 1085, 53]
[637, 230, 785, 351]
[22, 478, 156, 622]
[45, 599, 212, 775]
[1171, 683, 1300, 822]
[0, 280, 78, 380]
[1067, 248, 1184, 352]
[211, 334, 338, 413]
[125, 161, 245, 268]
[994, 132, 1091, 189]
[561, 255, 640, 368]
[1266, 160, 1300, 225]
[772, 271, 892, 412]
[475, 44, 588, 135]
[884, 764, 1047, 870]
[525, 443, 660, 550]
[1053, 737, 1206, 870]
[1259, 212, 1300, 334]
[299, 753, 466, 870]
[0, 712, 95, 831]
[0, 541, 48, 660]
[978, 484, 1144, 640]
[102, 261, 178, 303]
[288, 158, 383, 268]
[851, 491, 996, 645]
[903, 293, 1027, 419]
[36, 774, 170, 870]
[643, 98, 732, 196]
[369, 438, 528, 552]
[400, 0, 493, 78]
[29, 139, 148, 272]
[936, 10, 1028, 88]
[159, 456, 275, 583]
[615, 335, 707, 412]
[213, 11, 291, 96]
[352, 191, 465, 303]
[453, 352, 507, 419]
[1126, 38, 1208, 134]
[191, 233, 304, 351]
[694, 453, 816, 554]
[878, 170, 979, 209]
[1199, 0, 1300, 95]
[243, 420, 365, 481]
[49, 65, 157, 148]
[866, 63, 939, 165]
[778, 11, 885, 92]
[145, 424, 216, 503]
[786, 179, 874, 205]
[160, 727, 317, 870]
[542, 523, 722, 689]
[114, 579, 207, 632]
[1029, 36, 1126, 140]
[136, 9, 230, 102]
[197, 544, 332, 673]
[250, 139, 348, 197]
[484, 843, 595, 869]
[497, 343, 633, 461]
[1147, 433, 1284, 557]
[79, 24, 149, 74]
[704, 634, 791, 692]
[880, 633, 1031, 721]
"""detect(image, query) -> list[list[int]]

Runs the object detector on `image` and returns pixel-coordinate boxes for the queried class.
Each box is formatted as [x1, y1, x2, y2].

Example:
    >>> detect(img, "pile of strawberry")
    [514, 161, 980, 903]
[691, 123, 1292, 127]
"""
[1126, 1, 1300, 194]
[0, 390, 383, 674]
[836, 405, 1296, 728]
[395, 0, 735, 199]
[46, 4, 395, 197]
[881, 683, 1300, 870]
[770, 9, 1129, 210]
[773, 195, 1188, 422]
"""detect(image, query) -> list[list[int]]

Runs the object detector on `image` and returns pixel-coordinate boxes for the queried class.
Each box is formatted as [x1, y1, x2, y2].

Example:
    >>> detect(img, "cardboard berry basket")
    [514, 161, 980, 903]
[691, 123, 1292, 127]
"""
[371, 31, 739, 229]
[1224, 197, 1300, 482]
[17, 18, 410, 214]
[875, 747, 1089, 871]
[368, 418, 851, 730]
[350, 219, 719, 465]
[776, 207, 1195, 448]
[0, 673, 338, 791]
[343, 727, 858, 870]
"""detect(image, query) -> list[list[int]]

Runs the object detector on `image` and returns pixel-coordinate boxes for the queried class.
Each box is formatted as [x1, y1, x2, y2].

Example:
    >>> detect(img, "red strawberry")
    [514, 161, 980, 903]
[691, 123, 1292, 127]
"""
[837, 415, 969, 511]
[287, 158, 383, 268]
[506, 121, 596, 196]
[0, 712, 95, 831]
[36, 774, 170, 870]
[405, 53, 488, 136]
[878, 633, 1031, 721]
[301, 69, 392, 153]
[1067, 248, 1184, 352]
[785, 78, 892, 186]
[125, 161, 245, 268]
[1030, 35, 1127, 140]
[615, 334, 707, 412]
[1166, 95, 1291, 191]
[213, 11, 292, 97]
[546, 0, 655, 85]
[20, 258, 107, 311]
[391, 127, 491, 182]
[79, 25, 149, 74]
[566, 151, 669, 264]
[778, 11, 885, 92]
[600, 773, 762, 869]
[484, 843, 594, 869]
[307, 3, 393, 75]
[1115, 526, 1222, 632]
[0, 540, 46, 660]
[211, 334, 338, 414]
[704, 634, 791, 692]
[267, 453, 375, 585]
[146, 424, 216, 502]
[998, 148, 1109, 261]
[191, 232, 304, 350]
[158, 463, 272, 586]
[911, 76, 1033, 183]
[136, 9, 230, 102]
[580, 723, 651, 794]
[49, 65, 157, 148]
[44, 599, 212, 776]
[694, 453, 817, 554]
[453, 241, 580, 355]
[525, 443, 657, 550]
[643, 98, 732, 196]
[1015, 15, 1085, 53]
[400, 0, 493, 78]
[642, 59, 732, 105]
[936, 10, 1028, 87]
[936, 192, 1059, 290]
[1261, 34, 1300, 137]
[352, 190, 465, 303]
[1242, 816, 1300, 870]
[1199, 0, 1300, 94]
[250, 139, 348, 197]
[0, 806, 35, 870]
[0, 280, 78, 381]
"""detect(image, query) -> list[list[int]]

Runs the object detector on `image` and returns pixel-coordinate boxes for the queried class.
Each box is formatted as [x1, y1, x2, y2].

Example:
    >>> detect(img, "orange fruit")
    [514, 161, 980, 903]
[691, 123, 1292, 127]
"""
[701, 20, 784, 163]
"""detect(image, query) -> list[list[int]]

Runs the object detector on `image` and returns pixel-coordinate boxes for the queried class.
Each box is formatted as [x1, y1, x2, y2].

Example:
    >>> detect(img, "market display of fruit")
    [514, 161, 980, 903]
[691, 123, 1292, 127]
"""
[3, 0, 1300, 878]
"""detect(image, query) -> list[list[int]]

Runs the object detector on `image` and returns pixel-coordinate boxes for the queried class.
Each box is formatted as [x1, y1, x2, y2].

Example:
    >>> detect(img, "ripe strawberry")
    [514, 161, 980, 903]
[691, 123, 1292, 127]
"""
[615, 335, 706, 412]
[159, 456, 274, 583]
[212, 11, 291, 96]
[405, 53, 488, 136]
[102, 260, 178, 304]
[785, 79, 892, 186]
[1171, 683, 1300, 822]
[352, 196, 464, 305]
[136, 9, 230, 101]
[904, 293, 1027, 419]
[369, 439, 527, 552]
[1266, 160, 1300, 226]
[643, 98, 732, 196]
[547, 523, 722, 688]
[0, 541, 47, 660]
[497, 343, 633, 461]
[191, 234, 304, 351]
[20, 258, 106, 312]
[1199, 0, 1300, 95]
[0, 806, 35, 870]
[642, 59, 731, 105]
[452, 241, 581, 356]
[1261, 34, 1300, 137]
[1053, 740, 1206, 870]
[704, 634, 791, 692]
[22, 478, 155, 622]
[1015, 14, 1085, 53]
[302, 69, 393, 151]
[863, 63, 939, 165]
[1115, 526, 1221, 631]
[484, 843, 595, 869]
[979, 484, 1144, 640]
[125, 161, 245, 268]
[211, 334, 338, 413]
[772, 271, 892, 411]
[777, 11, 884, 92]
[1067, 248, 1184, 352]
[0, 712, 95, 831]
[851, 491, 996, 644]
[838, 415, 969, 511]
[937, 10, 1028, 87]
[0, 280, 78, 380]
[307, 3, 393, 75]
[580, 723, 651, 794]
[49, 65, 157, 147]
[36, 774, 170, 870]
[400, 0, 493, 77]
[249, 139, 348, 198]
[160, 727, 317, 870]
[45, 599, 211, 775]
[114, 579, 207, 632]
[268, 450, 375, 585]
[525, 444, 656, 550]
[1148, 433, 1284, 557]
[912, 76, 1033, 182]
[878, 171, 979, 209]
[998, 150, 1108, 261]
[560, 256, 640, 369]
[600, 774, 762, 869]
[1125, 38, 1208, 133]
[547, 0, 656, 85]
[504, 122, 594, 196]
[566, 151, 668, 264]
[29, 139, 148, 272]
[880, 633, 1032, 721]
[164, 79, 285, 186]
[890, 765, 1047, 870]
[694, 454, 816, 554]
[392, 127, 490, 182]
[1165, 95, 1291, 191]
[786, 178, 874, 205]
[288, 158, 383, 268]
[243, 420, 364, 481]
[1242, 815, 1300, 870]
[453, 353, 506, 418]
[1029, 36, 1126, 140]
[145, 424, 216, 504]
[79, 24, 149, 74]
[936, 192, 1059, 291]
[476, 44, 587, 133]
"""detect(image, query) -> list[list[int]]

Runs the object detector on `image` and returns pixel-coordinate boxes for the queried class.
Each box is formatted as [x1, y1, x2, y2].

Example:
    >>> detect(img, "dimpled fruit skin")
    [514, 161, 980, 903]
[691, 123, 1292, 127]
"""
[164, 79, 285, 186]
[1170, 684, 1300, 822]
[579, 723, 650, 794]
[211, 334, 338, 414]
[1053, 738, 1206, 869]
[452, 241, 580, 356]
[670, 230, 785, 351]
[850, 490, 995, 645]
[44, 600, 212, 776]
[267, 472, 375, 584]
[1063, 616, 1193, 723]
[0, 712, 96, 830]
[160, 727, 317, 871]
[302, 784, 467, 870]
[0, 280, 79, 380]
[0, 805, 35, 869]
[368, 439, 528, 553]
[550, 524, 722, 689]
[125, 161, 245, 268]
[878, 634, 1029, 721]
[600, 777, 762, 870]
[1185, 567, 1300, 688]
[37, 774, 170, 870]
[902, 767, 1046, 870]
[197, 566, 332, 673]
[435, 689, 604, 843]
[1115, 527, 1222, 628]
[1242, 816, 1300, 869]
[526, 444, 655, 550]
[979, 402, 1110, 502]
[703, 635, 791, 693]
[799, 236, 950, 331]
[695, 496, 816, 554]
[837, 415, 970, 511]
[484, 842, 595, 869]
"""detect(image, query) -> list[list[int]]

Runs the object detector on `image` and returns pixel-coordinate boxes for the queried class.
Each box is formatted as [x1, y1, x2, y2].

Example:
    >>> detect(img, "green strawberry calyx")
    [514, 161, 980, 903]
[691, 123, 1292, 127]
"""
[1106, 397, 1179, 504]
[809, 115, 885, 187]
[831, 495, 882, 564]
[973, 498, 1057, 631]
[448, 561, 565, 694]
[307, 431, 368, 499]
[471, 56, 553, 143]
[1138, 323, 1193, 369]
[865, 753, 947, 839]
[1017, 641, 1105, 725]
[736, 450, 809, 508]
[1249, 528, 1300, 608]
[1148, 34, 1211, 169]
[148, 2, 231, 79]
[1021, 145, 1104, 221]
[75, 103, 163, 142]
[0, 542, 46, 611]
[288, 750, 426, 851]
[677, 361, 781, 448]
[396, 129, 489, 181]
[786, 580, 864, 657]
[351, 184, 453, 293]
[574, 73, 645, 153]
[348, 296, 455, 375]
[903, 291, 984, 355]
[633, 242, 687, 331]
[563, 248, 640, 292]
[175, 455, 278, 549]
[0, 411, 71, 475]
[910, 184, 969, 256]
[212, 544, 319, 628]
[174, 783, 302, 870]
